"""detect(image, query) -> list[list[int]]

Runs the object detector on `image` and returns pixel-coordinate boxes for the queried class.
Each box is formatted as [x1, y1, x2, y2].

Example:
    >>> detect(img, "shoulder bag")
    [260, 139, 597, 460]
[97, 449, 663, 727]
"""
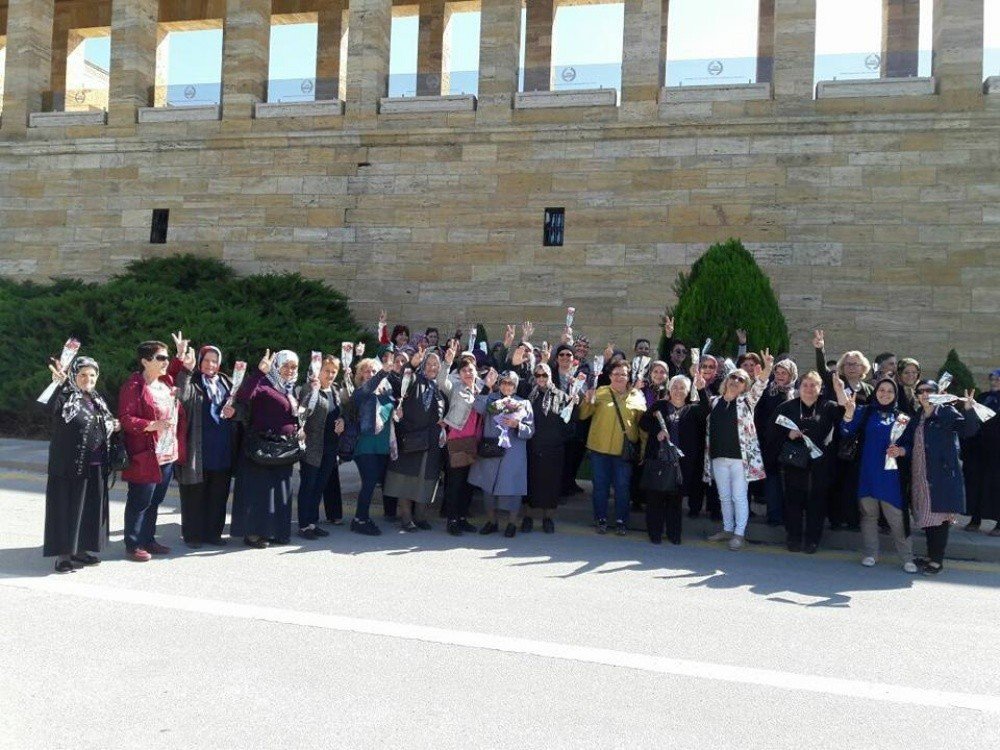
[610, 391, 640, 463]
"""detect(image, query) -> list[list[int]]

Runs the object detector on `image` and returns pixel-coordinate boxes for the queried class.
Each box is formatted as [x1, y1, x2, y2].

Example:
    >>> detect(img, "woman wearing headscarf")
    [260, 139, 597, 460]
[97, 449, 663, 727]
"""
[119, 340, 186, 562]
[908, 379, 981, 574]
[174, 344, 240, 548]
[965, 369, 1000, 535]
[756, 358, 797, 526]
[839, 377, 917, 572]
[296, 355, 345, 540]
[233, 349, 301, 548]
[703, 350, 774, 551]
[43, 356, 119, 573]
[770, 371, 842, 554]
[638, 374, 703, 545]
[384, 352, 446, 532]
[523, 363, 571, 534]
[469, 371, 535, 537]
[437, 344, 495, 536]
[350, 355, 396, 536]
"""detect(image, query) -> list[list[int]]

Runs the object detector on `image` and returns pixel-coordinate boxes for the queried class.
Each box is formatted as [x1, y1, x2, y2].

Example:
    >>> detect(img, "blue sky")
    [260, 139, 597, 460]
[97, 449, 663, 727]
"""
[80, 0, 999, 101]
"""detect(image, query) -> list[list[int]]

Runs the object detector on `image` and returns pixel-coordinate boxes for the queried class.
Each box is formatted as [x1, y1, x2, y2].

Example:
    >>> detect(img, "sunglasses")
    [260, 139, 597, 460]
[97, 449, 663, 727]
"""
[534, 373, 548, 378]
[557, 352, 573, 358]
[916, 388, 934, 395]
[151, 354, 169, 362]
[728, 374, 745, 381]
[673, 349, 687, 355]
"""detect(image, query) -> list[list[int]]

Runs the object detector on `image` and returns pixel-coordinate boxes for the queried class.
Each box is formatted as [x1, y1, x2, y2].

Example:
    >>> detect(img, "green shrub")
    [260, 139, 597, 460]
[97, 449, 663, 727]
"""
[658, 238, 790, 361]
[937, 349, 976, 396]
[0, 255, 368, 438]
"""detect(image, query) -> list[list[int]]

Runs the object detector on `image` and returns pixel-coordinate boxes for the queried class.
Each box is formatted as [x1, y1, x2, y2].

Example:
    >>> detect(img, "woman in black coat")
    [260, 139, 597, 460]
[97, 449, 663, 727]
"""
[43, 356, 120, 573]
[770, 371, 842, 554]
[963, 369, 1000, 534]
[523, 364, 571, 534]
[908, 380, 981, 575]
[638, 374, 704, 545]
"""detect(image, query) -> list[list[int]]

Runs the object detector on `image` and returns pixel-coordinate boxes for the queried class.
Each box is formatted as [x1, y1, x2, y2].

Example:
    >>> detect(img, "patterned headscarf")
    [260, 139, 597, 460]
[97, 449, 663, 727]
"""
[61, 357, 114, 436]
[527, 363, 561, 416]
[267, 350, 299, 394]
[416, 352, 442, 412]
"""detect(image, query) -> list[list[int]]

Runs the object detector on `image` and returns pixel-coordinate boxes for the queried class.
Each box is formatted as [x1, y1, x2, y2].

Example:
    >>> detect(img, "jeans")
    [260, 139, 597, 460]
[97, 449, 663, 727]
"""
[589, 450, 632, 523]
[124, 462, 175, 551]
[764, 472, 784, 524]
[354, 453, 388, 521]
[298, 452, 342, 528]
[712, 458, 749, 536]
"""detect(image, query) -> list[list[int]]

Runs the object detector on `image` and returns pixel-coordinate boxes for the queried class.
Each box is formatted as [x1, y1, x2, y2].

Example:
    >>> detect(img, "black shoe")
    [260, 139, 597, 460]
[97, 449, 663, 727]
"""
[244, 536, 268, 549]
[616, 521, 628, 536]
[351, 519, 382, 536]
[668, 536, 682, 546]
[458, 519, 477, 533]
[414, 520, 432, 531]
[649, 535, 663, 545]
[542, 518, 555, 534]
[204, 537, 228, 546]
[446, 521, 462, 536]
[560, 484, 584, 496]
[298, 528, 318, 540]
[787, 540, 802, 553]
[54, 560, 75, 574]
[479, 521, 498, 535]
[503, 523, 517, 538]
[804, 542, 818, 554]
[312, 525, 330, 537]
[922, 561, 943, 576]
[272, 537, 291, 545]
[70, 553, 100, 566]
[596, 518, 608, 535]
[400, 520, 418, 533]
[520, 517, 533, 533]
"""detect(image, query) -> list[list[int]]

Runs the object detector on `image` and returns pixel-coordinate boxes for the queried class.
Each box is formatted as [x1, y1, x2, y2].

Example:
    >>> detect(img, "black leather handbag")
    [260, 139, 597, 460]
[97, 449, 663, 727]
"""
[246, 431, 303, 467]
[108, 433, 130, 473]
[778, 440, 811, 469]
[398, 428, 430, 454]
[477, 436, 506, 459]
[640, 444, 682, 493]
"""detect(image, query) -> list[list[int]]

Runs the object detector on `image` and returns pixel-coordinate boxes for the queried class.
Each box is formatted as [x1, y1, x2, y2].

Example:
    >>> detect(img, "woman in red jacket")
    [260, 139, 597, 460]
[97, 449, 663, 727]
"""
[118, 340, 186, 562]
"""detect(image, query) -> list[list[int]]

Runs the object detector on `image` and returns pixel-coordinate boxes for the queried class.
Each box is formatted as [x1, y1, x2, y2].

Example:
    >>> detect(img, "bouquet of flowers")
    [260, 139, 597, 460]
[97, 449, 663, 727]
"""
[884, 412, 912, 470]
[488, 396, 526, 448]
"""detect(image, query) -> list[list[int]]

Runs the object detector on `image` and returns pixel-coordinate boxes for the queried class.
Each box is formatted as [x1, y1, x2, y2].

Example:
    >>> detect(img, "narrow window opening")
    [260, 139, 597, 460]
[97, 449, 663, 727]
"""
[150, 209, 169, 244]
[543, 207, 565, 247]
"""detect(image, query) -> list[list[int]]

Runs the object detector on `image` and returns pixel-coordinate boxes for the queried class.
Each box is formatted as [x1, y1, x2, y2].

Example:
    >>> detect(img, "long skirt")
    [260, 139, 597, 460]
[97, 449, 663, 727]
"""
[527, 442, 564, 510]
[239, 460, 294, 540]
[43, 465, 109, 557]
[384, 447, 442, 505]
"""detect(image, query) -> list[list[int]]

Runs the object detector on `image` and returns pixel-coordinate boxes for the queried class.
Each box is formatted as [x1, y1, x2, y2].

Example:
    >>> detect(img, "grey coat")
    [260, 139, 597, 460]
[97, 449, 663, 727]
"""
[174, 368, 243, 485]
[468, 394, 535, 496]
[297, 385, 344, 467]
[437, 368, 484, 430]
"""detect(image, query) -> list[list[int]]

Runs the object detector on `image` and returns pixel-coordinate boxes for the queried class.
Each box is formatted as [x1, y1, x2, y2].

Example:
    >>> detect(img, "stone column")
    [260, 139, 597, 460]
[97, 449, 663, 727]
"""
[345, 0, 391, 119]
[881, 0, 919, 78]
[221, 0, 272, 119]
[64, 31, 88, 111]
[477, 0, 520, 122]
[154, 28, 170, 108]
[932, 0, 983, 108]
[523, 0, 553, 92]
[756, 0, 774, 84]
[771, 0, 815, 111]
[49, 13, 73, 109]
[417, 0, 445, 95]
[621, 0, 664, 118]
[1, 0, 54, 134]
[659, 0, 670, 85]
[315, 0, 343, 100]
[108, 0, 159, 125]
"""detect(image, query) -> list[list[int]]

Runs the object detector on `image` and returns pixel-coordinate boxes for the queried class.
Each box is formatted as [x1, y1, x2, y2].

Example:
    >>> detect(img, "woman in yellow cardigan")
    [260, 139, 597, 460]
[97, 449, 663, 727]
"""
[580, 361, 647, 535]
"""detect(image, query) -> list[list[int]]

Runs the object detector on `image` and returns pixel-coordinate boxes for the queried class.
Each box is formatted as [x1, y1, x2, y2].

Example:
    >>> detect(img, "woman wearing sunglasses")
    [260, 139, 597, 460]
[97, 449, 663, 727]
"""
[118, 340, 187, 562]
[523, 363, 571, 534]
[908, 380, 981, 575]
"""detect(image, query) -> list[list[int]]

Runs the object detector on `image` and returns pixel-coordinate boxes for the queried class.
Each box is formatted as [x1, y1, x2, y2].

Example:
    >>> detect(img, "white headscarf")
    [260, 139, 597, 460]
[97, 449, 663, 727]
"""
[267, 350, 299, 394]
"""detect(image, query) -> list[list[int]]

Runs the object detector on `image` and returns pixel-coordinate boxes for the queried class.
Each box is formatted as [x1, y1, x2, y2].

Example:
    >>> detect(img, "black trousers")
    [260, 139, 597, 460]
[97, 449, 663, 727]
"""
[644, 489, 682, 543]
[687, 480, 721, 519]
[783, 471, 828, 546]
[561, 439, 588, 493]
[179, 469, 232, 543]
[924, 522, 951, 565]
[828, 458, 860, 528]
[444, 464, 473, 522]
[382, 496, 398, 518]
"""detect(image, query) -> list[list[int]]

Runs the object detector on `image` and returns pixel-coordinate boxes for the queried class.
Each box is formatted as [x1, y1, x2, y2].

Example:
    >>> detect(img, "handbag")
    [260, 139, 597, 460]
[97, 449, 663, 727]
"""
[108, 433, 129, 472]
[778, 439, 811, 469]
[837, 433, 861, 462]
[477, 436, 506, 459]
[640, 443, 682, 493]
[246, 431, 303, 467]
[609, 391, 640, 463]
[337, 420, 359, 463]
[447, 436, 478, 468]
[397, 428, 430, 454]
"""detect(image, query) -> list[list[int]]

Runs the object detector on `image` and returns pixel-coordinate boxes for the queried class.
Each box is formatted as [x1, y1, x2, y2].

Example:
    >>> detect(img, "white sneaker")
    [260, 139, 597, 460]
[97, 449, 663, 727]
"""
[861, 556, 877, 567]
[902, 561, 918, 574]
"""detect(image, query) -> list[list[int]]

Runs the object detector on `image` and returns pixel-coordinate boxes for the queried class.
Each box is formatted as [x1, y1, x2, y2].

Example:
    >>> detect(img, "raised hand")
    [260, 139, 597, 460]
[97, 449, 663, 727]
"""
[736, 328, 747, 345]
[843, 392, 857, 420]
[181, 347, 197, 372]
[48, 360, 68, 384]
[812, 329, 825, 350]
[444, 340, 458, 364]
[258, 349, 275, 374]
[561, 326, 573, 344]
[760, 348, 774, 372]
[378, 310, 387, 325]
[521, 320, 535, 341]
[171, 330, 189, 359]
[663, 316, 674, 339]
[962, 389, 976, 410]
[485, 368, 499, 389]
[603, 342, 614, 361]
[503, 324, 516, 347]
[540, 341, 551, 363]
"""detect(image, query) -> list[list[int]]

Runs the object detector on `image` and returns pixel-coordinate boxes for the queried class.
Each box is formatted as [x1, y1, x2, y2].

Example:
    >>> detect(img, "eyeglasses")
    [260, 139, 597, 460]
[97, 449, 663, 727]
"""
[152, 355, 169, 362]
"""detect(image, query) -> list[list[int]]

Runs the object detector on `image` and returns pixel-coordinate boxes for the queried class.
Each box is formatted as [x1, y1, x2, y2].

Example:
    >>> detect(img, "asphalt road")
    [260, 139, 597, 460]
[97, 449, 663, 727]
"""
[2, 468, 999, 749]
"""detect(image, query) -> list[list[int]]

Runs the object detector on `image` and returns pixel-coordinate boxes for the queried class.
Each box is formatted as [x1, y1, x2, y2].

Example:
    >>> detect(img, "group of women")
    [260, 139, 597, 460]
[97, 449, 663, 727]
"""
[41, 315, 999, 578]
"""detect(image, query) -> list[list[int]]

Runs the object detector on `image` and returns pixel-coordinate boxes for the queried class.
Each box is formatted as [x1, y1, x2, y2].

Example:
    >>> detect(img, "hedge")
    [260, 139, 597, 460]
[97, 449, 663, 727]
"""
[0, 255, 368, 438]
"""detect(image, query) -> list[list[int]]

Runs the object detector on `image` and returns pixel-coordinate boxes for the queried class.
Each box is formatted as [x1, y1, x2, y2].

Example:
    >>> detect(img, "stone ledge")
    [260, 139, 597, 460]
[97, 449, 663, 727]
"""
[137, 105, 221, 123]
[513, 88, 618, 109]
[379, 95, 477, 114]
[658, 82, 771, 103]
[29, 110, 107, 128]
[985, 76, 1000, 94]
[815, 77, 935, 99]
[254, 100, 345, 118]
